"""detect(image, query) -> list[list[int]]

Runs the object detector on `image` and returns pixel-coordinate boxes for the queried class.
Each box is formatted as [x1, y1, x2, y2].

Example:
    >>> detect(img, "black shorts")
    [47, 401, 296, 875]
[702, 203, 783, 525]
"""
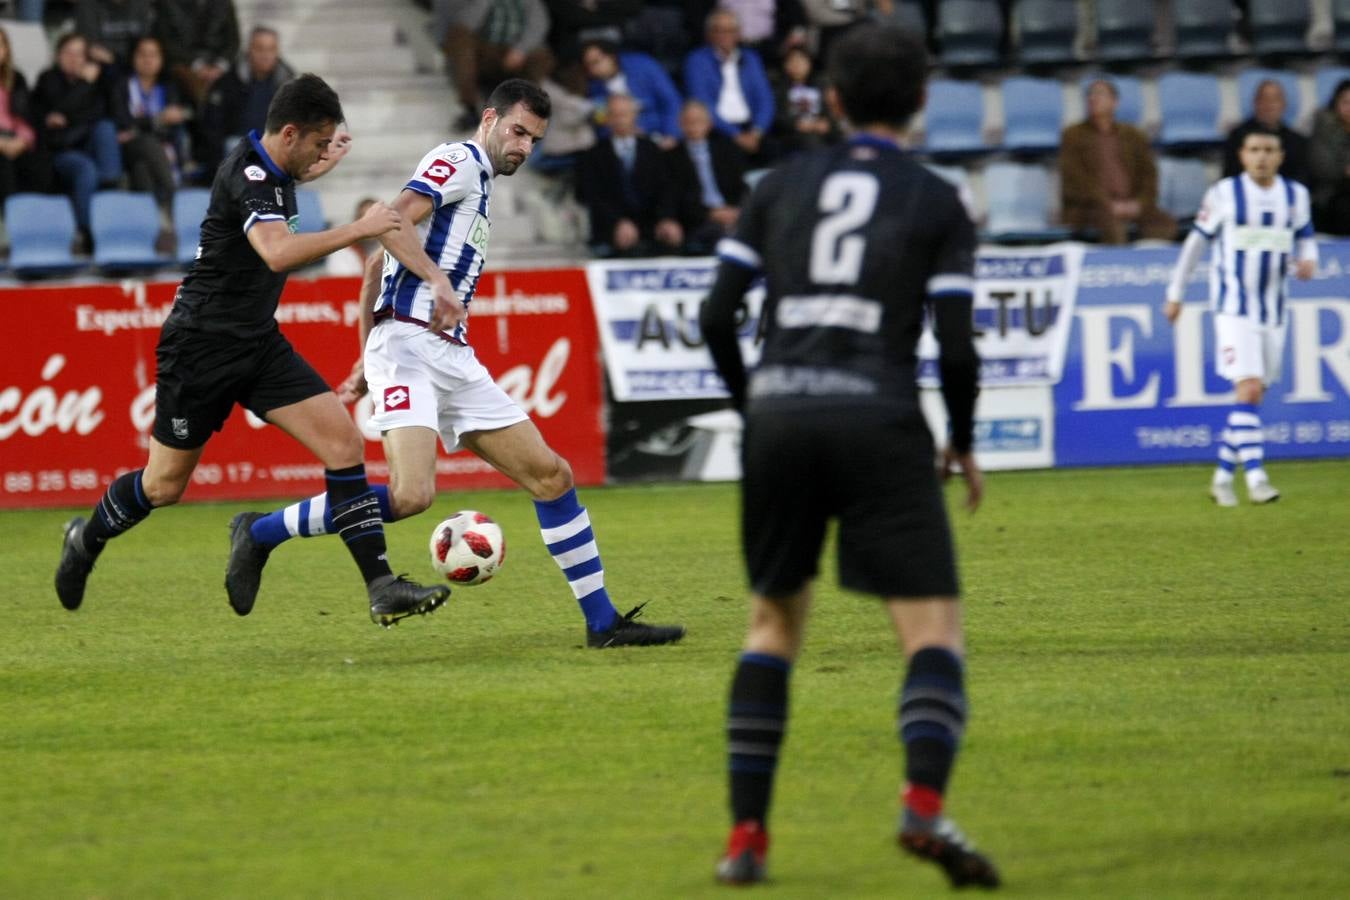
[152, 324, 330, 449]
[741, 409, 959, 599]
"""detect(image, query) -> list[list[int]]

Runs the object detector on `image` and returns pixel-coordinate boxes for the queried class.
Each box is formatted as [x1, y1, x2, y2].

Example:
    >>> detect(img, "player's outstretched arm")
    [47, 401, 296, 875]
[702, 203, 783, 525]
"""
[378, 189, 465, 333]
[300, 129, 352, 183]
[1164, 229, 1208, 324]
[246, 200, 401, 272]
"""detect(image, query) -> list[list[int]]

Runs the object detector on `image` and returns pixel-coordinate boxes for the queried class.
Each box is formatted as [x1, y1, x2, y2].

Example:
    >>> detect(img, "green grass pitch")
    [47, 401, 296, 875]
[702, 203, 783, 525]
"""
[3, 461, 1348, 898]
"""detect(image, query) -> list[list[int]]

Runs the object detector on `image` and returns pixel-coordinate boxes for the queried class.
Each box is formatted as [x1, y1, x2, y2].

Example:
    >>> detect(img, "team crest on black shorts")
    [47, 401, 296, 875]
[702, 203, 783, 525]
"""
[172, 418, 189, 439]
[383, 386, 411, 411]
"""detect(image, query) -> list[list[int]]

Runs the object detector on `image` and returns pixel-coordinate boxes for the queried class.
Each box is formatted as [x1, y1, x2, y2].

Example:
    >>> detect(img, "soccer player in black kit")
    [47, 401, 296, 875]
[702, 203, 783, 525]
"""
[700, 26, 1000, 889]
[54, 74, 450, 626]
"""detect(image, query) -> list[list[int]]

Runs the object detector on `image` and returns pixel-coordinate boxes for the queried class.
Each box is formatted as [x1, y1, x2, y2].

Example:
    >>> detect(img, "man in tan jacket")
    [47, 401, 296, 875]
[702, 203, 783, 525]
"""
[1060, 79, 1176, 244]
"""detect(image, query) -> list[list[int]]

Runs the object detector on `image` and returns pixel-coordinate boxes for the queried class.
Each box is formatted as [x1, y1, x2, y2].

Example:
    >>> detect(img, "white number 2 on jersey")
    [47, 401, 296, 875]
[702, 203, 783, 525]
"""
[809, 173, 879, 284]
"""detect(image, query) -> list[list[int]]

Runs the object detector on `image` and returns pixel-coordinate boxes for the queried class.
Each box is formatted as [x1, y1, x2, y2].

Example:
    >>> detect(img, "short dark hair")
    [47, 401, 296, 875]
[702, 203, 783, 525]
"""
[486, 78, 551, 121]
[264, 72, 343, 135]
[1329, 78, 1350, 112]
[581, 39, 620, 60]
[827, 25, 927, 128]
[55, 31, 87, 53]
[1242, 124, 1283, 146]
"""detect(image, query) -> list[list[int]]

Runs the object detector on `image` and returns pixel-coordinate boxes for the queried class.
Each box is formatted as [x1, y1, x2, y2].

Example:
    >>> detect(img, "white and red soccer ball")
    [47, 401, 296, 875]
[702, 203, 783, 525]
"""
[429, 511, 505, 585]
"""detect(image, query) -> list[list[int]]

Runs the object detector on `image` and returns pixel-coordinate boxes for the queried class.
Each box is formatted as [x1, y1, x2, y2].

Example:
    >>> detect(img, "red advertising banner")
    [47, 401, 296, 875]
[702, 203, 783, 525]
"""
[0, 270, 606, 509]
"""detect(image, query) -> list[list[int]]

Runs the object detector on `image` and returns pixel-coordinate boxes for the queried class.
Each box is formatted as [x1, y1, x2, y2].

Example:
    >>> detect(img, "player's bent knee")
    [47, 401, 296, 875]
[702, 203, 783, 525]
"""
[142, 475, 189, 507]
[389, 483, 435, 519]
[533, 454, 574, 500]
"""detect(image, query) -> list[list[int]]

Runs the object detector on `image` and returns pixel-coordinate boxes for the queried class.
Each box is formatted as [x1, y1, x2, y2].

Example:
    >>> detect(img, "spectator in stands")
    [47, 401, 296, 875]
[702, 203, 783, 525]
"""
[693, 0, 809, 68]
[543, 0, 643, 92]
[0, 24, 51, 209]
[76, 0, 156, 72]
[1223, 79, 1310, 186]
[800, 0, 868, 64]
[33, 32, 123, 247]
[114, 35, 188, 248]
[683, 9, 775, 165]
[325, 197, 381, 276]
[576, 92, 683, 257]
[439, 0, 555, 132]
[197, 26, 294, 177]
[1060, 79, 1176, 244]
[531, 76, 596, 172]
[771, 44, 838, 157]
[1310, 79, 1350, 235]
[581, 39, 682, 148]
[666, 98, 747, 254]
[154, 0, 240, 106]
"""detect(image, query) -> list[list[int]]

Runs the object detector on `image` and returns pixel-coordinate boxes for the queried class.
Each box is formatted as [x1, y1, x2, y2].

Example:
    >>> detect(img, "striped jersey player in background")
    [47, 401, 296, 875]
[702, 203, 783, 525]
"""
[1164, 125, 1318, 506]
[700, 25, 999, 889]
[228, 79, 684, 649]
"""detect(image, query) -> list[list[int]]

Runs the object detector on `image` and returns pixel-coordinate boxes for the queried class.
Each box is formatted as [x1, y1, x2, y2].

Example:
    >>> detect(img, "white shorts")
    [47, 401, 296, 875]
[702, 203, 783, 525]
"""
[1213, 313, 1285, 386]
[365, 320, 528, 452]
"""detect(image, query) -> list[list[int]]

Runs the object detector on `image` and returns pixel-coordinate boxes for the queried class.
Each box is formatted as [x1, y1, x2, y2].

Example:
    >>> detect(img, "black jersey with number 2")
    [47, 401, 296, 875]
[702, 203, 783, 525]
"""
[709, 135, 978, 442]
[167, 131, 298, 339]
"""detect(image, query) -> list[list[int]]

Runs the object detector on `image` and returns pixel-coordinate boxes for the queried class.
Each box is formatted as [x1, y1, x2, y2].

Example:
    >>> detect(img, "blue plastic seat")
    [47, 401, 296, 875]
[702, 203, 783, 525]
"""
[91, 191, 167, 271]
[1079, 74, 1144, 127]
[1248, 0, 1311, 56]
[1315, 67, 1350, 109]
[1157, 72, 1223, 147]
[937, 0, 1004, 67]
[1094, 0, 1154, 62]
[1001, 77, 1063, 154]
[1236, 69, 1302, 125]
[1015, 0, 1079, 65]
[295, 188, 326, 233]
[4, 194, 85, 277]
[171, 188, 211, 265]
[1173, 0, 1236, 58]
[983, 162, 1072, 243]
[1158, 156, 1212, 222]
[922, 79, 988, 156]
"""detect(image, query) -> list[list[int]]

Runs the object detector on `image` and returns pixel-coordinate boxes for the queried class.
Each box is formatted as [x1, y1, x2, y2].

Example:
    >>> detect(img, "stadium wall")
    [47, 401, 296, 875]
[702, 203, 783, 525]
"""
[3, 243, 1347, 508]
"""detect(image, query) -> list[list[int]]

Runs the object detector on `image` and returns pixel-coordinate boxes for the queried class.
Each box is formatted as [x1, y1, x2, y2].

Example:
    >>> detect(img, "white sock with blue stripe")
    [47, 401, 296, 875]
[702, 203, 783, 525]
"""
[1226, 403, 1270, 488]
[249, 484, 395, 549]
[534, 488, 619, 632]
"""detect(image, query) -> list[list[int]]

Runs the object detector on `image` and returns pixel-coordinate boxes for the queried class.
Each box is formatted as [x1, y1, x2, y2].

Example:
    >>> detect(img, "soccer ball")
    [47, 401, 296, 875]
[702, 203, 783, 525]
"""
[429, 511, 505, 585]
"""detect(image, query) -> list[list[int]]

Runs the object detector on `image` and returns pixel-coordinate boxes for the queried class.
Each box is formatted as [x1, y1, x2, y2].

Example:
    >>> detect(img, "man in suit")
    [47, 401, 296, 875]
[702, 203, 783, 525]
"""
[667, 98, 747, 254]
[576, 92, 683, 256]
[1060, 79, 1176, 244]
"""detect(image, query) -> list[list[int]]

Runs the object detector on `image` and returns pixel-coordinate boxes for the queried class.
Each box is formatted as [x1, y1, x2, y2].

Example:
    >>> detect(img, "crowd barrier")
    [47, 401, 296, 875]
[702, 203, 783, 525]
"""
[4, 243, 1347, 509]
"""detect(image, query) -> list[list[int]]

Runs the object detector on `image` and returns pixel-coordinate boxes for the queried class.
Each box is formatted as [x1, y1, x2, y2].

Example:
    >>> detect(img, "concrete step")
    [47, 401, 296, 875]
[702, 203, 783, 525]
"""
[270, 19, 402, 51]
[286, 46, 419, 78]
[341, 96, 455, 131]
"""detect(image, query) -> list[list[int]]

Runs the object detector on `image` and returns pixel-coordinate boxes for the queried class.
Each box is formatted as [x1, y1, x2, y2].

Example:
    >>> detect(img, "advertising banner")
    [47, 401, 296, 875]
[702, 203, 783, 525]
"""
[1, 270, 605, 509]
[1054, 242, 1350, 466]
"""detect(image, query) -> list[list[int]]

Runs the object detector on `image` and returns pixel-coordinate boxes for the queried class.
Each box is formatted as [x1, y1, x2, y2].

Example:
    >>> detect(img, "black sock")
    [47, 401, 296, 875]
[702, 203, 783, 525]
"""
[81, 469, 153, 555]
[899, 646, 967, 818]
[325, 465, 392, 585]
[727, 652, 790, 826]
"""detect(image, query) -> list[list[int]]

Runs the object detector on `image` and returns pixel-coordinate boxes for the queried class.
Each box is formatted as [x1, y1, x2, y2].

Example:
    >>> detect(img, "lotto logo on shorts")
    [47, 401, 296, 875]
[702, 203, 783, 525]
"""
[383, 386, 411, 411]
[420, 158, 456, 186]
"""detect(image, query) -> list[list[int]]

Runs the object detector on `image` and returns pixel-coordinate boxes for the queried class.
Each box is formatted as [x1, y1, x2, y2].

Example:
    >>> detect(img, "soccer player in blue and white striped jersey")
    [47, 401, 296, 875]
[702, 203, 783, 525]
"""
[1164, 127, 1318, 506]
[228, 80, 683, 647]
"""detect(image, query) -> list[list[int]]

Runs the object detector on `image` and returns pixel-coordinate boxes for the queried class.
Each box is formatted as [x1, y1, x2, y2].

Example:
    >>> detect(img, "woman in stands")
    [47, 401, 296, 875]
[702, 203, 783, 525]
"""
[0, 24, 51, 211]
[114, 35, 190, 250]
[1310, 79, 1350, 236]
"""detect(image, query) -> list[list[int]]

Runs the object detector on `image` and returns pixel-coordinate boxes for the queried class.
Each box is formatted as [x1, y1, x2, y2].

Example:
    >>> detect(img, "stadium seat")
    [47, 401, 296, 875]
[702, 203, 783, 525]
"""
[936, 0, 1004, 67]
[1336, 0, 1350, 52]
[1079, 74, 1144, 127]
[1236, 69, 1302, 125]
[1315, 66, 1350, 109]
[1158, 156, 1212, 223]
[1156, 72, 1223, 148]
[91, 191, 169, 272]
[4, 194, 85, 277]
[1014, 0, 1079, 66]
[172, 188, 211, 265]
[1094, 0, 1154, 62]
[920, 79, 988, 156]
[1173, 0, 1236, 58]
[295, 188, 326, 233]
[1248, 0, 1311, 56]
[1000, 77, 1064, 154]
[982, 162, 1072, 243]
[891, 0, 928, 35]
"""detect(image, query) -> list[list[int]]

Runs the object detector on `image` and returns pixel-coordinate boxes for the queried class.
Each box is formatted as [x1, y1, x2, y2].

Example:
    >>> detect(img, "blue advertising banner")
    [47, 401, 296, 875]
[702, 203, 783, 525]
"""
[1054, 241, 1350, 466]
